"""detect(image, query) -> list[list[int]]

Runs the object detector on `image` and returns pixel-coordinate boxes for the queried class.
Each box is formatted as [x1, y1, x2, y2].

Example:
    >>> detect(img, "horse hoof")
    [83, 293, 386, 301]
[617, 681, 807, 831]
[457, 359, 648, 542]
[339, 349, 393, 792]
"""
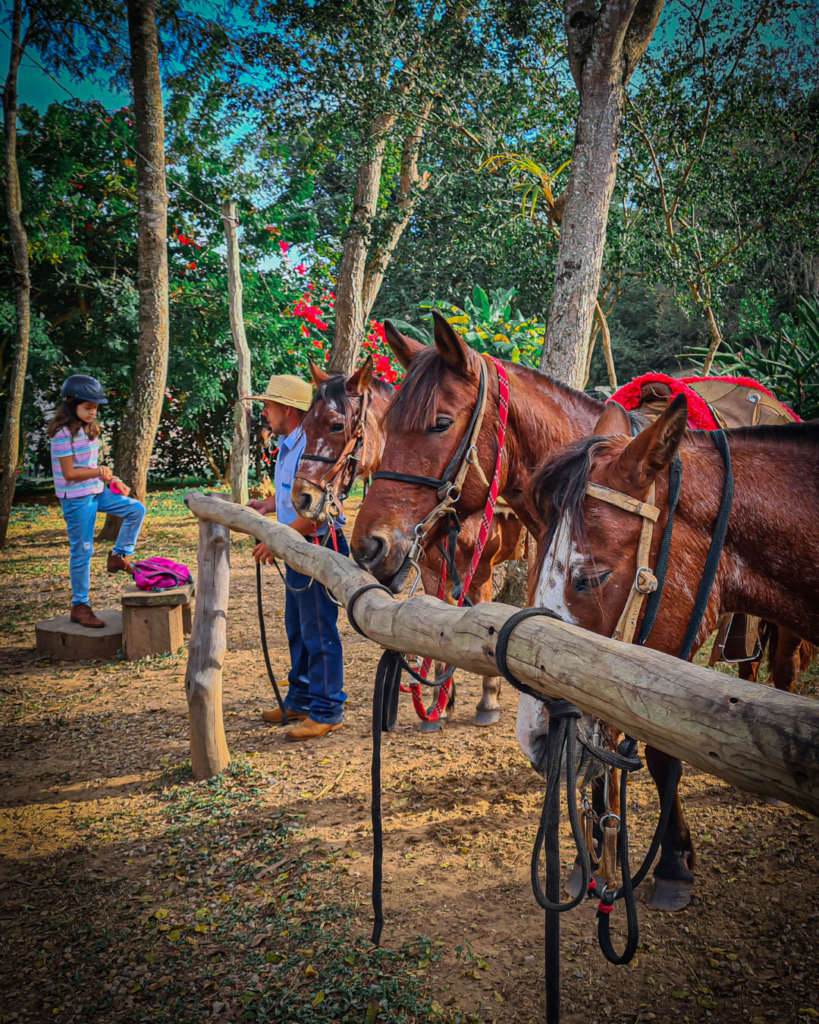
[472, 709, 501, 727]
[647, 878, 693, 912]
[763, 796, 783, 806]
[418, 719, 444, 733]
[563, 864, 607, 898]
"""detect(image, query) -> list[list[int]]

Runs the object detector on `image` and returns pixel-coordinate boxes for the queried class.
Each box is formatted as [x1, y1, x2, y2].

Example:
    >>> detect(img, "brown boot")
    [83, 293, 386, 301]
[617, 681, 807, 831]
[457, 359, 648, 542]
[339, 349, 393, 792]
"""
[261, 707, 307, 725]
[285, 717, 343, 742]
[70, 604, 105, 629]
[107, 551, 136, 576]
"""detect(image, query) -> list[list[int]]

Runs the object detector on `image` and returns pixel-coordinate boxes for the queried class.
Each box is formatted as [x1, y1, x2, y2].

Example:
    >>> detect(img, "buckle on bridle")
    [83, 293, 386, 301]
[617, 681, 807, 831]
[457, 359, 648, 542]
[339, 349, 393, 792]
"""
[634, 566, 658, 594]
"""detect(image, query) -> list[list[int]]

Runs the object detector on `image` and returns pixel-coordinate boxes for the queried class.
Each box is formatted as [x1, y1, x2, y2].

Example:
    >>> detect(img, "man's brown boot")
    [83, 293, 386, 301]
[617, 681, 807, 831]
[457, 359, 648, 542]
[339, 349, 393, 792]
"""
[285, 717, 343, 742]
[261, 707, 307, 725]
[70, 604, 105, 628]
[107, 552, 135, 576]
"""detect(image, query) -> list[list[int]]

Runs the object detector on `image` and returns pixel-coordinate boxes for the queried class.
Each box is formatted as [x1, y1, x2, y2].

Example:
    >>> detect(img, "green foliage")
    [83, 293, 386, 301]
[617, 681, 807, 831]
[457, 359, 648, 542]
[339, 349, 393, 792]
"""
[392, 285, 547, 367]
[687, 296, 819, 420]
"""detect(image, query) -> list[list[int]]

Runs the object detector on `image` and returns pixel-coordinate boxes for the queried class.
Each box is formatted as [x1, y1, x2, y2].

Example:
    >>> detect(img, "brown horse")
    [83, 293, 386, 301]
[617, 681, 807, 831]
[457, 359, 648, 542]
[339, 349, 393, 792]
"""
[528, 395, 819, 907]
[291, 356, 523, 727]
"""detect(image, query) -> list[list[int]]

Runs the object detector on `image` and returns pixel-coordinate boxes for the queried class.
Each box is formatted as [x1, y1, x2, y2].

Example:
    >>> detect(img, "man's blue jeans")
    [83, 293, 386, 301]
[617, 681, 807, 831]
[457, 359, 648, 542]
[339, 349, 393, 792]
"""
[60, 488, 146, 605]
[283, 530, 348, 724]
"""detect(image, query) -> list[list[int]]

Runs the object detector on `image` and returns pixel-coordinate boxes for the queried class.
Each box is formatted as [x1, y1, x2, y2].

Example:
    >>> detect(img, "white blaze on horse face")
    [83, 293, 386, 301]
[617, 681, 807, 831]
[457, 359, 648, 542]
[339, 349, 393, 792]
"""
[534, 513, 583, 624]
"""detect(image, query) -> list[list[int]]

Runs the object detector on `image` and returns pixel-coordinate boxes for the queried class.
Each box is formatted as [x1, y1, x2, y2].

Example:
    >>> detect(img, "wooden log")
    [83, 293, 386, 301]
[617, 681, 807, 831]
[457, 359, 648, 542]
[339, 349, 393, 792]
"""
[184, 491, 819, 814]
[185, 514, 231, 779]
[222, 201, 252, 506]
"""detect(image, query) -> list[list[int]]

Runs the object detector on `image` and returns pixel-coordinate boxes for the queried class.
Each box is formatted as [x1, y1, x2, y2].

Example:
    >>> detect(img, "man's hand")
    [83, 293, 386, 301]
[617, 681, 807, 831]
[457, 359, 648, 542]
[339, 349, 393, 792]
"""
[253, 542, 275, 565]
[247, 496, 276, 515]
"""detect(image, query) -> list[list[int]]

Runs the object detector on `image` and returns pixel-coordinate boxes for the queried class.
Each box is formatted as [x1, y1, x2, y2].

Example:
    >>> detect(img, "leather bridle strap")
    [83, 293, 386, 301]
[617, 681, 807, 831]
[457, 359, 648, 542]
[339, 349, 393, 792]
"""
[585, 481, 659, 644]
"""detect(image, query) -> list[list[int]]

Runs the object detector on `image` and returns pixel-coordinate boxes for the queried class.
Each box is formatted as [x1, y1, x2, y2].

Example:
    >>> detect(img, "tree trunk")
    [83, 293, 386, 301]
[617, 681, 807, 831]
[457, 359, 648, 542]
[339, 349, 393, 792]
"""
[329, 112, 394, 374]
[0, 0, 30, 549]
[222, 202, 251, 505]
[100, 0, 169, 539]
[540, 0, 664, 388]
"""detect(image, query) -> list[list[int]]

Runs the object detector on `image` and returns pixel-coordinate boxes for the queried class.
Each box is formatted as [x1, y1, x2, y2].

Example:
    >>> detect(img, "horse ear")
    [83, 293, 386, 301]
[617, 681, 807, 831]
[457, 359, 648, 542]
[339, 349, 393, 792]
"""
[593, 401, 631, 436]
[308, 359, 331, 387]
[384, 320, 425, 369]
[432, 309, 471, 370]
[348, 355, 374, 395]
[614, 394, 689, 491]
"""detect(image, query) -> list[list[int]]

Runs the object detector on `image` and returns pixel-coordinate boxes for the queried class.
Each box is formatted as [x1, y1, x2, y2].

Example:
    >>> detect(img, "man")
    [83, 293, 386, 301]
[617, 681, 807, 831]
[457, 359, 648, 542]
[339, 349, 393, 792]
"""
[247, 373, 348, 741]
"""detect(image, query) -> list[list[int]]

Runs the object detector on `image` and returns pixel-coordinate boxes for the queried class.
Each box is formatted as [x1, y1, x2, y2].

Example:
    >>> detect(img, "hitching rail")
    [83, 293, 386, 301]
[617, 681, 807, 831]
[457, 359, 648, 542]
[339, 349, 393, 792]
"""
[184, 492, 819, 814]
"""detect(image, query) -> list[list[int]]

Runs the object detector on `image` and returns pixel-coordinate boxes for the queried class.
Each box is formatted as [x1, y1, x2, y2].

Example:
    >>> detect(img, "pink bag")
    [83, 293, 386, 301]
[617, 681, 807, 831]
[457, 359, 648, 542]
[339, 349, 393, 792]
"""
[133, 557, 193, 592]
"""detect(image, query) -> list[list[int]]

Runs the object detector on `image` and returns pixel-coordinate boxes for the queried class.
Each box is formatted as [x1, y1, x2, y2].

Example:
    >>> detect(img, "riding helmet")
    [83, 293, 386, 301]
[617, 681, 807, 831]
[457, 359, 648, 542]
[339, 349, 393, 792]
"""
[60, 375, 108, 405]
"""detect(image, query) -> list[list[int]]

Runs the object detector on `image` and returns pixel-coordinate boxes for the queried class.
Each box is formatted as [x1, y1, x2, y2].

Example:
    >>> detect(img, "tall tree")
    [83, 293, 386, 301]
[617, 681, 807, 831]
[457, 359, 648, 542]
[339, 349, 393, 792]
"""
[114, 0, 169, 503]
[0, 0, 30, 548]
[539, 0, 664, 387]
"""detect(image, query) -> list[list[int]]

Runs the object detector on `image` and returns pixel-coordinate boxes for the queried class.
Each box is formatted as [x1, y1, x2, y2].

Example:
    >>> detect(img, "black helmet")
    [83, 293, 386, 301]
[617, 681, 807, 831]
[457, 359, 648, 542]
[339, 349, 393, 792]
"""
[61, 374, 108, 405]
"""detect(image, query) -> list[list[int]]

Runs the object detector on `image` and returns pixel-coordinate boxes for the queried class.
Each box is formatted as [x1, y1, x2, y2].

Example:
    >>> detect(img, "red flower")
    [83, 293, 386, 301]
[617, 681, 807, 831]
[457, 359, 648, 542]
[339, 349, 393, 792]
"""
[279, 240, 290, 256]
[178, 234, 191, 246]
[186, 261, 197, 270]
[296, 263, 307, 275]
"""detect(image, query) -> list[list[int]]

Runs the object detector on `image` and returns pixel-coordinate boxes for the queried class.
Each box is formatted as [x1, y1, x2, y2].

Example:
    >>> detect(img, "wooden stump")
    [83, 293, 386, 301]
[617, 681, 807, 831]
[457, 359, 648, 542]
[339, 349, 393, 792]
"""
[184, 517, 231, 779]
[35, 611, 123, 662]
[121, 583, 195, 659]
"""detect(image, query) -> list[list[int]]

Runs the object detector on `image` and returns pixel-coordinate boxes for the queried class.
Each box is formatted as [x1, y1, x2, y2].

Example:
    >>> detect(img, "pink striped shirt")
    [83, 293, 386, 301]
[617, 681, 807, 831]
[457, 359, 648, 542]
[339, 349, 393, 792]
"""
[51, 427, 104, 499]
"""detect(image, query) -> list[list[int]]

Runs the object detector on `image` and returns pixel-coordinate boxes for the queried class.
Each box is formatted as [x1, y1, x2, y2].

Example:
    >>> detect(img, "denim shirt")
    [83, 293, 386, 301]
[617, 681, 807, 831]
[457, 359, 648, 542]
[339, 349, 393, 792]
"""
[276, 425, 346, 534]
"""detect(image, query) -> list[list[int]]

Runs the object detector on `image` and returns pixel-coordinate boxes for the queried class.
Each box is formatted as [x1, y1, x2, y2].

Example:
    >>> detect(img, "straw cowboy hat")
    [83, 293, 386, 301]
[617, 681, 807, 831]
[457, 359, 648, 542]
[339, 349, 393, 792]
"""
[248, 374, 313, 411]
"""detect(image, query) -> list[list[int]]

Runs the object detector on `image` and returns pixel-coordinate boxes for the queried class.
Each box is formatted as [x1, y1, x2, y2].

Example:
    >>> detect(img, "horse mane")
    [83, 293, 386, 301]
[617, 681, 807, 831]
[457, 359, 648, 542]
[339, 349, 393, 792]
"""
[385, 346, 602, 433]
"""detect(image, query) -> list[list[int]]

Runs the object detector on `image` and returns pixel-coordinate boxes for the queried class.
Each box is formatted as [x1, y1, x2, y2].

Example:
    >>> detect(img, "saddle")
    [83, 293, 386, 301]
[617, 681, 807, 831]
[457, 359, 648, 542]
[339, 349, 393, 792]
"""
[609, 372, 798, 665]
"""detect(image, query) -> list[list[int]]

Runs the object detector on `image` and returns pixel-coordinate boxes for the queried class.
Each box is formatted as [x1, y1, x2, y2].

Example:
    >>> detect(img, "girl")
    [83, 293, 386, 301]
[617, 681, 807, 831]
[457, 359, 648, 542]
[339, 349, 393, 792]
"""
[49, 374, 147, 629]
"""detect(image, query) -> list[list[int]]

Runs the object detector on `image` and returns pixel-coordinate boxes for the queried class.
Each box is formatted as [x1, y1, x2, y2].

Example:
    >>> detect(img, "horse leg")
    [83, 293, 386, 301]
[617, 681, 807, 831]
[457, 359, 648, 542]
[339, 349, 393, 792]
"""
[768, 626, 803, 693]
[472, 578, 503, 726]
[645, 746, 695, 911]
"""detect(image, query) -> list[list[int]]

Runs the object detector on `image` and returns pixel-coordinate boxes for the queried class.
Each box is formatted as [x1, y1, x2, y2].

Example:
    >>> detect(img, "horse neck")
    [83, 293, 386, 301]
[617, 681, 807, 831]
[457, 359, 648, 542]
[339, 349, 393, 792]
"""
[359, 384, 393, 480]
[669, 432, 819, 644]
[499, 364, 603, 528]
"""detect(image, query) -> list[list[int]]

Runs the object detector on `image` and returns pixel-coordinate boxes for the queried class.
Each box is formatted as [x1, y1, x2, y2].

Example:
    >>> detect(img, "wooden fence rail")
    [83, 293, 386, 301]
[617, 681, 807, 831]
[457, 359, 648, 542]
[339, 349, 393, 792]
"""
[184, 492, 819, 815]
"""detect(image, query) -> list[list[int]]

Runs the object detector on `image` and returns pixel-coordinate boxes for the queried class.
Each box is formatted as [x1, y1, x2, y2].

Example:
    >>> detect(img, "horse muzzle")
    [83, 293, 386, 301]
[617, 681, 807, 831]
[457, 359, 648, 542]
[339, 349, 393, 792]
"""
[291, 478, 330, 523]
[352, 530, 412, 591]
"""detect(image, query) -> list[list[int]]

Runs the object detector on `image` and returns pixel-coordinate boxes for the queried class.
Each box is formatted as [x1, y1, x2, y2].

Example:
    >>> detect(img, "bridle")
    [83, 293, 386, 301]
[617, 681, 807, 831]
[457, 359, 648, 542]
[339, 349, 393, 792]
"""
[583, 428, 734, 659]
[585, 481, 659, 645]
[367, 355, 510, 726]
[372, 357, 493, 598]
[298, 390, 373, 523]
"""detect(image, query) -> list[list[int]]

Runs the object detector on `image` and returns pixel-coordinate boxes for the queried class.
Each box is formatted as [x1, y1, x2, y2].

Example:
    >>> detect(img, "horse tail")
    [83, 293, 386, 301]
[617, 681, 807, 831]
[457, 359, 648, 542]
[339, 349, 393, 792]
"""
[799, 641, 818, 673]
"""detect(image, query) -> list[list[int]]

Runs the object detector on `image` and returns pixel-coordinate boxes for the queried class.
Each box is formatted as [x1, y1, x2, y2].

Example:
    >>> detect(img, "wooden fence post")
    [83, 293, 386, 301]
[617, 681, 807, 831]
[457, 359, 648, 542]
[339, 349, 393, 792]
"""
[222, 201, 252, 505]
[185, 516, 231, 778]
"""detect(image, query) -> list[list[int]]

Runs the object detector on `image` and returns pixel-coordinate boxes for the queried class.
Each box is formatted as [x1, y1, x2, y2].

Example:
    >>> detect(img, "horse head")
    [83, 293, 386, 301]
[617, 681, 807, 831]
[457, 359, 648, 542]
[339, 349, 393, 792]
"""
[292, 356, 391, 522]
[529, 394, 688, 637]
[351, 311, 499, 589]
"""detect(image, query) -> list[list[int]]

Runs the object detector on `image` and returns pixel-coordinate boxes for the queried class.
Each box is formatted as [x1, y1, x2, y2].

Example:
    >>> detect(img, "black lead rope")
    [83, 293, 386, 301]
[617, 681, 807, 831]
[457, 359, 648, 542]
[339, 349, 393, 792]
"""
[677, 430, 733, 660]
[637, 452, 682, 646]
[256, 560, 290, 726]
[494, 608, 679, 1023]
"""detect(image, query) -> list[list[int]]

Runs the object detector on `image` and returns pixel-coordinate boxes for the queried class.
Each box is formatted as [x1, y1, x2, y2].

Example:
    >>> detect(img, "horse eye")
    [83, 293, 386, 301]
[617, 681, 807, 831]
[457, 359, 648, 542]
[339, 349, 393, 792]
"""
[329, 423, 345, 433]
[429, 417, 454, 433]
[574, 569, 612, 593]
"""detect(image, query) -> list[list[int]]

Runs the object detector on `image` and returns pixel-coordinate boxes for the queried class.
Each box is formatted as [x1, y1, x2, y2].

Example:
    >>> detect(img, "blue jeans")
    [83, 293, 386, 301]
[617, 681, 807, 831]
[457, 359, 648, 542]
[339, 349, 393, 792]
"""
[60, 488, 147, 605]
[283, 530, 348, 724]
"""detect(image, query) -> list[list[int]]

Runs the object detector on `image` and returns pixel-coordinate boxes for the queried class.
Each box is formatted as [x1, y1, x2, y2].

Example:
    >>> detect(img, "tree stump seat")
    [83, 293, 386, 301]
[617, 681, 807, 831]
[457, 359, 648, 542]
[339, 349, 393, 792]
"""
[121, 583, 195, 661]
[36, 611, 123, 662]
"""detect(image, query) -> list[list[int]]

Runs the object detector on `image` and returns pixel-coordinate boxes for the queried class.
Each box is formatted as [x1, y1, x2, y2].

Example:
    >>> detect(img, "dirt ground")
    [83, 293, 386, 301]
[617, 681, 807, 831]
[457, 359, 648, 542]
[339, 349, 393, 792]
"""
[1, 490, 818, 1024]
